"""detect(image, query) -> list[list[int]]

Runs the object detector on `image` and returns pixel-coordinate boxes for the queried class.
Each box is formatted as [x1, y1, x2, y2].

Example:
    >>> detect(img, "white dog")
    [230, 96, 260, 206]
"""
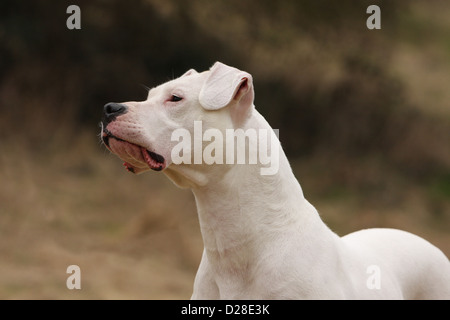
[101, 62, 450, 299]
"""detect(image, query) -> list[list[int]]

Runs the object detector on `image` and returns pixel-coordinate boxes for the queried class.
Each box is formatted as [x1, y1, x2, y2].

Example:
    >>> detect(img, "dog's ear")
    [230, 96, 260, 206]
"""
[199, 62, 254, 121]
[181, 69, 198, 77]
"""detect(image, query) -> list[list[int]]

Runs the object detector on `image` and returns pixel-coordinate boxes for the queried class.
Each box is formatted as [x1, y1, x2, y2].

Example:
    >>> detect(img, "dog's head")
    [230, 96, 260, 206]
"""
[101, 62, 255, 175]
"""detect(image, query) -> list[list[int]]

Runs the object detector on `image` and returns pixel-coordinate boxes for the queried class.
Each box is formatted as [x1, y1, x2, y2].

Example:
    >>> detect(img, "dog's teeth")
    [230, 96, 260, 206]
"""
[141, 147, 164, 171]
[123, 162, 135, 173]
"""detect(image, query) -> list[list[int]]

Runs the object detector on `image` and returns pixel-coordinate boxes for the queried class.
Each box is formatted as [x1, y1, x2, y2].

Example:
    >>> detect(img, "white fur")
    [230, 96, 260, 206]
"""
[104, 62, 450, 299]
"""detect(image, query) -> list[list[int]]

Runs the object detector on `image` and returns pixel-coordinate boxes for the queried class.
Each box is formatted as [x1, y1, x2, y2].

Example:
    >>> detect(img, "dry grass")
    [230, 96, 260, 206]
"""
[0, 132, 202, 299]
[0, 129, 448, 299]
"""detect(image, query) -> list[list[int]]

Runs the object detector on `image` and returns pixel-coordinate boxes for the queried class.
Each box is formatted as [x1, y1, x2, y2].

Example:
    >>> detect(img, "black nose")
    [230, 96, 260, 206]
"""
[102, 102, 128, 124]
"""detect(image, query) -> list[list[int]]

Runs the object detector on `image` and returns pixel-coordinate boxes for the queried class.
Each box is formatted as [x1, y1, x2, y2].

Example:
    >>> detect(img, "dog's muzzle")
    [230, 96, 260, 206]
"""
[101, 102, 166, 173]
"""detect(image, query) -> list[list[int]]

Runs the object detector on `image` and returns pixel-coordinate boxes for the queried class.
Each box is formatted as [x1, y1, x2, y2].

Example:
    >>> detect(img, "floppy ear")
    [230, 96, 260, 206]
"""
[181, 68, 198, 77]
[199, 62, 254, 115]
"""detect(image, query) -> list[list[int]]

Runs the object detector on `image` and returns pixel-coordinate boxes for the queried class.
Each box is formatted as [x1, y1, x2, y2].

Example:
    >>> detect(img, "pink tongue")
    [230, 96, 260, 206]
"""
[141, 146, 162, 169]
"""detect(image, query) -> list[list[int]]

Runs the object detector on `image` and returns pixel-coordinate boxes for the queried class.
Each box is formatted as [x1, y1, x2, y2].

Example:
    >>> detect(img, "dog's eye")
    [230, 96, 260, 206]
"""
[169, 95, 183, 102]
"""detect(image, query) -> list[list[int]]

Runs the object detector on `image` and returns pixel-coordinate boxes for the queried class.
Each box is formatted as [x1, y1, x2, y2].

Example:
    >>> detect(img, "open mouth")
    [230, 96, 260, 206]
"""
[102, 128, 165, 173]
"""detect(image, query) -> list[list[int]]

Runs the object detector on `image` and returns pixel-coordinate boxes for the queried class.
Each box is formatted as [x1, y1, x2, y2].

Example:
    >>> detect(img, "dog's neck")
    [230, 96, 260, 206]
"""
[192, 156, 314, 248]
[165, 111, 333, 280]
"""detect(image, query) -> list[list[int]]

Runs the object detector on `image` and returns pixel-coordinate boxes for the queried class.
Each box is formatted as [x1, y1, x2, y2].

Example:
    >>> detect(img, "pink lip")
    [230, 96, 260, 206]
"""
[140, 146, 165, 171]
[102, 131, 165, 173]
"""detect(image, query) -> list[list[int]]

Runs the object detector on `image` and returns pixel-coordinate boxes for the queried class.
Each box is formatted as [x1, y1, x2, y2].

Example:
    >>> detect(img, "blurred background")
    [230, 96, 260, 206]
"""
[0, 0, 449, 299]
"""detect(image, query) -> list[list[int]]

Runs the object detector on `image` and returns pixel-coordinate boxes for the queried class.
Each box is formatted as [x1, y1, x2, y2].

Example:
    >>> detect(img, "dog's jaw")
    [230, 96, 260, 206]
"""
[101, 128, 166, 173]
